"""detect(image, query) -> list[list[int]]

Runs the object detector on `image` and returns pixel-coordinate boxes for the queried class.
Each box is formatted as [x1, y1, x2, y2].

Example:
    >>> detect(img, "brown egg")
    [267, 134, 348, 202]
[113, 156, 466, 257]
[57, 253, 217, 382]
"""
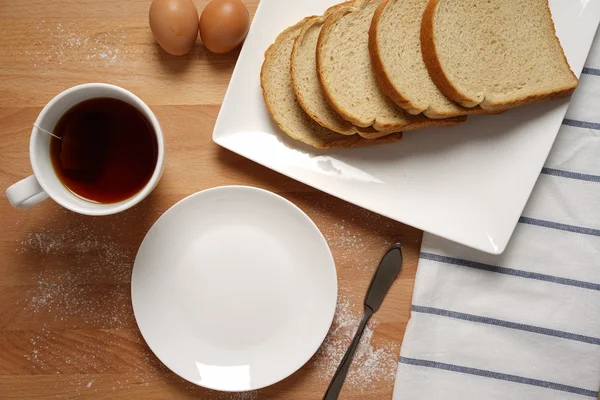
[199, 0, 250, 54]
[149, 0, 199, 56]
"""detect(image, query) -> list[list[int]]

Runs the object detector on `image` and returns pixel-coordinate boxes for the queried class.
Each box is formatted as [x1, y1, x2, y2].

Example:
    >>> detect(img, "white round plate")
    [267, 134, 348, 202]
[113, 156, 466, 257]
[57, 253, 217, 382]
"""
[131, 186, 337, 391]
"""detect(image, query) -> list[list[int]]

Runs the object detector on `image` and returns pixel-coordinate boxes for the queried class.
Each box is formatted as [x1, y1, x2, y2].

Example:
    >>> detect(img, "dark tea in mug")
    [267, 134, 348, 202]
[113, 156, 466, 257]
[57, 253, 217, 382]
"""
[50, 98, 158, 204]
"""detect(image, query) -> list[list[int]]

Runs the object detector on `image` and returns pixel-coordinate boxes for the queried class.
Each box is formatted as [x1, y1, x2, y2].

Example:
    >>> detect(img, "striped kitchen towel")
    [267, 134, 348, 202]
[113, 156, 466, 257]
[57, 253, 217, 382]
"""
[393, 31, 600, 400]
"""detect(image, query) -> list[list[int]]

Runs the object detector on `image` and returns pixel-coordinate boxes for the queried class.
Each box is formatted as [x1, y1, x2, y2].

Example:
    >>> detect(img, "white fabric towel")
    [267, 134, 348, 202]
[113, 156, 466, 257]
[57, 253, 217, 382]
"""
[393, 30, 600, 400]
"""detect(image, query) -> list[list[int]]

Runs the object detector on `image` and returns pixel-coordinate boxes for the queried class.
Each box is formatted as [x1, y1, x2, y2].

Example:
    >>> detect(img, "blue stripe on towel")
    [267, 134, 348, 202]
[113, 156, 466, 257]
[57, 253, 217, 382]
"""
[541, 168, 600, 183]
[399, 357, 598, 397]
[411, 305, 600, 345]
[518, 217, 600, 237]
[563, 119, 600, 130]
[582, 67, 600, 76]
[420, 252, 600, 291]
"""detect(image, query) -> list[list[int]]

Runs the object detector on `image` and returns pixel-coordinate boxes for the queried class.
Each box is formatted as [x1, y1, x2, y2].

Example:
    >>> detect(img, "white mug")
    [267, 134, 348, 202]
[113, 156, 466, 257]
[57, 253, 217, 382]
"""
[5, 83, 165, 215]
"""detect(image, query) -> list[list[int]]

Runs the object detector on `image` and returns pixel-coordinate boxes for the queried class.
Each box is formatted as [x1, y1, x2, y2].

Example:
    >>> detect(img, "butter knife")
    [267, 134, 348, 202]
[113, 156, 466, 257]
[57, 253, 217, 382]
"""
[323, 243, 403, 400]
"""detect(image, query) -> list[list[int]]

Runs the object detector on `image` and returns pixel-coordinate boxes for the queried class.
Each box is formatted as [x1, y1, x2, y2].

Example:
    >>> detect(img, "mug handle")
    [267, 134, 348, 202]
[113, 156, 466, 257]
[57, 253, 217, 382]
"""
[6, 175, 49, 209]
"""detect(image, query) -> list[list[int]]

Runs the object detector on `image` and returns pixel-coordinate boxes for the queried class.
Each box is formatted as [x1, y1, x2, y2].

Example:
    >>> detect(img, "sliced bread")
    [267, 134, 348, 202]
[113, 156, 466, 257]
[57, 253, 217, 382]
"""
[421, 0, 578, 111]
[260, 18, 403, 148]
[316, 0, 465, 133]
[292, 5, 357, 135]
[370, 0, 483, 118]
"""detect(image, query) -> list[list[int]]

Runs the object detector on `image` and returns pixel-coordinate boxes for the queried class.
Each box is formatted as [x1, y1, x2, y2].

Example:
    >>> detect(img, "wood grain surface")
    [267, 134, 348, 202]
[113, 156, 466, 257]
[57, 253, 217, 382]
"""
[0, 1, 421, 398]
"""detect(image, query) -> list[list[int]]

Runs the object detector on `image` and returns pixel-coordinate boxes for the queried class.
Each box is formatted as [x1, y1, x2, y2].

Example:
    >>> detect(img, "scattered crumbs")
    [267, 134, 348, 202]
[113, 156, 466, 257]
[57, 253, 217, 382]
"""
[314, 295, 398, 393]
[19, 223, 133, 325]
[215, 391, 259, 400]
[305, 196, 400, 270]
[25, 20, 127, 69]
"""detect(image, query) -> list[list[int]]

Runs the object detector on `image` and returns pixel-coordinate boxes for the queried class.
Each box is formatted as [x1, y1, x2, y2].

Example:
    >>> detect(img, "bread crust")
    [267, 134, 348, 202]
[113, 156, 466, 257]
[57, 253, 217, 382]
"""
[291, 7, 357, 135]
[370, 0, 491, 118]
[316, 4, 363, 126]
[421, 0, 477, 107]
[369, 0, 423, 114]
[420, 0, 578, 111]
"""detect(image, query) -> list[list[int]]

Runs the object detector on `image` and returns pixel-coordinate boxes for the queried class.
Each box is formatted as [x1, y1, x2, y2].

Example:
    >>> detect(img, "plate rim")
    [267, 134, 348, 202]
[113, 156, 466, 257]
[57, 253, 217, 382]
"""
[131, 185, 338, 391]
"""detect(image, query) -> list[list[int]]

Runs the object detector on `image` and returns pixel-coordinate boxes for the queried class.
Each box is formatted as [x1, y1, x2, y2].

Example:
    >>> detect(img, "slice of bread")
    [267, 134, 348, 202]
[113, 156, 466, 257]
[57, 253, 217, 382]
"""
[260, 17, 403, 148]
[317, 0, 465, 132]
[292, 5, 357, 135]
[421, 0, 578, 111]
[370, 0, 483, 118]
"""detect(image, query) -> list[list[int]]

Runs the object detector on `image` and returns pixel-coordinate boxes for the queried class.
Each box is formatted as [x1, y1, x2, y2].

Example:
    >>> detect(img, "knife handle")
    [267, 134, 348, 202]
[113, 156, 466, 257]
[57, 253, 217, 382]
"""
[323, 307, 374, 400]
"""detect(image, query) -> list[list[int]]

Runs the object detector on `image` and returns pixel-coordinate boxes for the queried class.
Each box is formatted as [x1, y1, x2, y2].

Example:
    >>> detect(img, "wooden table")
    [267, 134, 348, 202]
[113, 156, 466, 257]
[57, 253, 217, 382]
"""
[0, 1, 421, 398]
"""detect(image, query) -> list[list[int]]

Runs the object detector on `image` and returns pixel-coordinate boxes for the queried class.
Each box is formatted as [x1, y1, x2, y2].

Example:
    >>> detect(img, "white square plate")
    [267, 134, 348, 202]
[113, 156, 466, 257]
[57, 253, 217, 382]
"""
[213, 0, 600, 254]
